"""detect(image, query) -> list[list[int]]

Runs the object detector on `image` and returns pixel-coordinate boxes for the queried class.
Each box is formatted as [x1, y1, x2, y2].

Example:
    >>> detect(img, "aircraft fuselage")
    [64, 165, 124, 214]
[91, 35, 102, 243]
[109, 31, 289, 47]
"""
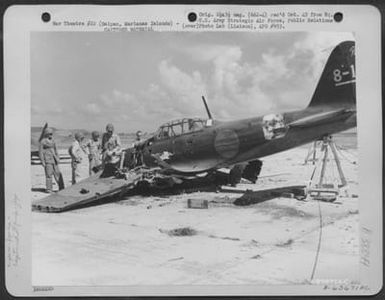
[141, 103, 356, 174]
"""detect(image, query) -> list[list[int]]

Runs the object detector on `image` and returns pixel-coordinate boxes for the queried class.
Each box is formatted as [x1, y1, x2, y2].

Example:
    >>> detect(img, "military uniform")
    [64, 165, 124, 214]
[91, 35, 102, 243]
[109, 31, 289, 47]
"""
[69, 139, 84, 184]
[102, 132, 121, 152]
[86, 138, 102, 175]
[132, 137, 144, 166]
[39, 137, 65, 192]
[101, 132, 122, 164]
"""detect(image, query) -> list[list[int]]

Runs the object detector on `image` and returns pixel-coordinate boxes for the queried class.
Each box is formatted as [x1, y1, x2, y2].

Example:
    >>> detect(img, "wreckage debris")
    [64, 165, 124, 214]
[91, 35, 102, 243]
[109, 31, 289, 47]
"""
[187, 199, 208, 209]
[32, 171, 142, 212]
[310, 194, 337, 202]
[233, 185, 306, 206]
[281, 192, 295, 198]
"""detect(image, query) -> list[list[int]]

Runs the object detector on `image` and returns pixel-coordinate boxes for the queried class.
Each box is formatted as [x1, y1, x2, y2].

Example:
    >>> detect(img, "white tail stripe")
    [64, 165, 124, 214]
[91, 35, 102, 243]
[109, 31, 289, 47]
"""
[335, 79, 356, 87]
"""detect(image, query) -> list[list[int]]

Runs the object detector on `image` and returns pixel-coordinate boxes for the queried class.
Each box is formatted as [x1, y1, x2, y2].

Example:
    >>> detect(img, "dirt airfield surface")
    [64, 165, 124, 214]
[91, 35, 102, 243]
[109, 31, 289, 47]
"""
[32, 145, 359, 285]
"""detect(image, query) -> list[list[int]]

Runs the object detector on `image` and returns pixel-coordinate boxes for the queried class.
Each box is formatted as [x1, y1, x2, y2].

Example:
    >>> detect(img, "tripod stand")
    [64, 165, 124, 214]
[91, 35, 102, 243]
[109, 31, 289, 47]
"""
[307, 136, 348, 200]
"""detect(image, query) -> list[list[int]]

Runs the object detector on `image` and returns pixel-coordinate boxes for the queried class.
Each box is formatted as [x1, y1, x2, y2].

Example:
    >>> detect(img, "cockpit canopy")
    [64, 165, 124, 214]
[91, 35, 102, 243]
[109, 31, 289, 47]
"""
[154, 118, 207, 140]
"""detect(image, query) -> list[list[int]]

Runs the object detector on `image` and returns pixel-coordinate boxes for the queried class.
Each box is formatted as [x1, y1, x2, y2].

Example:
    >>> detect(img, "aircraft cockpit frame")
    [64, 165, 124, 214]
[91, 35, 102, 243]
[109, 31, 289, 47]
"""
[154, 118, 207, 140]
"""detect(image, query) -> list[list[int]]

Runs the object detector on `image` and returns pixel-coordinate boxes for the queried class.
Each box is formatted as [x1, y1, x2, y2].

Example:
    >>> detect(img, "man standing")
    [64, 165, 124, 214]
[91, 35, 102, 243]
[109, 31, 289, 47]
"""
[39, 127, 65, 193]
[134, 130, 142, 145]
[101, 124, 122, 176]
[133, 130, 144, 166]
[86, 131, 102, 175]
[102, 123, 122, 164]
[69, 132, 85, 184]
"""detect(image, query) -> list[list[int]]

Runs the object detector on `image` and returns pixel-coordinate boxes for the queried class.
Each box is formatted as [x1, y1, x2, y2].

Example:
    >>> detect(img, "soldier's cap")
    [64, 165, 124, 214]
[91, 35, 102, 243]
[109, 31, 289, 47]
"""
[74, 132, 84, 140]
[92, 131, 100, 138]
[106, 123, 114, 132]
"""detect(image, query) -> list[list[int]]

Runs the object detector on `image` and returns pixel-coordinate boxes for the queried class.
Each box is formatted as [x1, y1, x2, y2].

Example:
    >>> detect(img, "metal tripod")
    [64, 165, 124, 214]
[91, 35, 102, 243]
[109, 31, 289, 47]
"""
[307, 135, 347, 198]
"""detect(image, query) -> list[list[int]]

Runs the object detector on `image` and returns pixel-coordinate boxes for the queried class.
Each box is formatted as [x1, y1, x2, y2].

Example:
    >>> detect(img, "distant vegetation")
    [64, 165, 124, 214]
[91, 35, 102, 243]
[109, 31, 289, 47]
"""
[31, 127, 147, 150]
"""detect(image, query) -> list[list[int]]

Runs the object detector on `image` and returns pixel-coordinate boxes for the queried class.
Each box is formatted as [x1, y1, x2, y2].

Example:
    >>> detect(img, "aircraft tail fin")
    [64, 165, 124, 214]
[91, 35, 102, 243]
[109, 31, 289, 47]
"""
[308, 41, 356, 108]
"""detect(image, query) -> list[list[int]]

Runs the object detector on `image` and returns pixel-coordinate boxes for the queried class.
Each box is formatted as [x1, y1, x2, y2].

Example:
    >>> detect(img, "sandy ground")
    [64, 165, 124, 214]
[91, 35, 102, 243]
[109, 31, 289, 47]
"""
[32, 146, 359, 285]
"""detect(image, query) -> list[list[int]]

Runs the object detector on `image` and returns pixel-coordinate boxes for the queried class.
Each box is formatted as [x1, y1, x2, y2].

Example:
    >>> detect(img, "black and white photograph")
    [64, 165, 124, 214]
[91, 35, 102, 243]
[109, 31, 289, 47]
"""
[4, 4, 382, 297]
[30, 30, 360, 285]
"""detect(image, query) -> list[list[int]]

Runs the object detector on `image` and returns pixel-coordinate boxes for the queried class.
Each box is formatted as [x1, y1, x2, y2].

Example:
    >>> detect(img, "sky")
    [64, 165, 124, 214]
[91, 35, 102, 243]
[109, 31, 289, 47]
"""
[31, 31, 353, 133]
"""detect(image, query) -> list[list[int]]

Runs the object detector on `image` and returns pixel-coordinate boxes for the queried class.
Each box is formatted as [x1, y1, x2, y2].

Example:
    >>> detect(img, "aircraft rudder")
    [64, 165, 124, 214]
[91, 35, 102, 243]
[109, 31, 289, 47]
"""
[308, 40, 356, 108]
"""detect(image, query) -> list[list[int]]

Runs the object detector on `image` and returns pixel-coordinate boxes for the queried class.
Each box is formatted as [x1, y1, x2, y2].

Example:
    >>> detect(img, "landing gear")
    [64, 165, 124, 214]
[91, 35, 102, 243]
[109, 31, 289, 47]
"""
[229, 164, 245, 186]
[229, 160, 263, 186]
[243, 160, 263, 183]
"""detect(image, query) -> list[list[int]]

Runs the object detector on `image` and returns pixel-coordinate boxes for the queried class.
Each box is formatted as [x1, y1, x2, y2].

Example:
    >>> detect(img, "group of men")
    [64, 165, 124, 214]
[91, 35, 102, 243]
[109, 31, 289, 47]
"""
[39, 123, 123, 193]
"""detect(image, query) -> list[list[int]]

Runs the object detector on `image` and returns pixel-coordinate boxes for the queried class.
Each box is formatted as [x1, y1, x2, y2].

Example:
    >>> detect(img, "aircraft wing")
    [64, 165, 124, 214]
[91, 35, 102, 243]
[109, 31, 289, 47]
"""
[32, 171, 142, 212]
[151, 153, 175, 170]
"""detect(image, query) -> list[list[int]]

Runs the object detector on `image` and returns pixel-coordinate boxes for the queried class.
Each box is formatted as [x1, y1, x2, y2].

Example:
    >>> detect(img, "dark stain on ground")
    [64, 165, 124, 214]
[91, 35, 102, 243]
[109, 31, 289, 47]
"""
[160, 227, 198, 237]
[209, 234, 240, 241]
[257, 201, 314, 220]
[275, 238, 294, 247]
